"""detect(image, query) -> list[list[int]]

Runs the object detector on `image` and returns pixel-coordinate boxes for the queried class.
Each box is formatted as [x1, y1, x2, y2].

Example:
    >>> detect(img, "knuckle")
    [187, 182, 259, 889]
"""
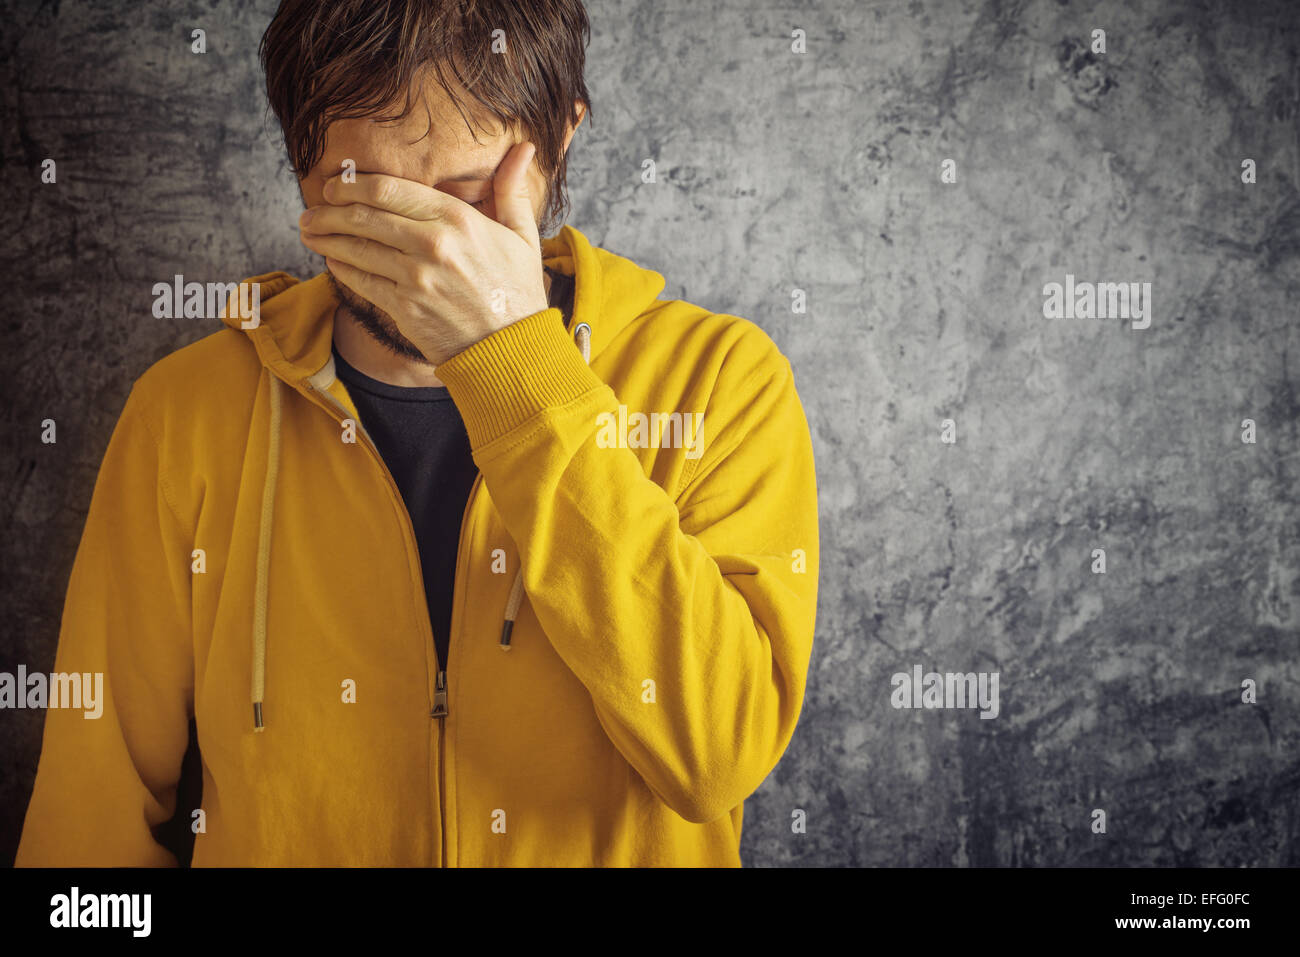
[411, 265, 437, 296]
[374, 179, 400, 209]
[443, 205, 470, 230]
[419, 230, 442, 259]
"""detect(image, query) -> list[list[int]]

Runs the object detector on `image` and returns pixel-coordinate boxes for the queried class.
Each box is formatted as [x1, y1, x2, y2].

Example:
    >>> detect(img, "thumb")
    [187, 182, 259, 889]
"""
[492, 141, 542, 252]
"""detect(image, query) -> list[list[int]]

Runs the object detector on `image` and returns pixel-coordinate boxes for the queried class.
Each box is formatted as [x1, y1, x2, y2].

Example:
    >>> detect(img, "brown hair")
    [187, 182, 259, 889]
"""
[260, 0, 592, 235]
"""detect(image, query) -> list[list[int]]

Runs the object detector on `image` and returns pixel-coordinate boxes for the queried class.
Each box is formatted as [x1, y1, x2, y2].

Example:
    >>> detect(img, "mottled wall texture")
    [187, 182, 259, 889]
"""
[2, 0, 1297, 867]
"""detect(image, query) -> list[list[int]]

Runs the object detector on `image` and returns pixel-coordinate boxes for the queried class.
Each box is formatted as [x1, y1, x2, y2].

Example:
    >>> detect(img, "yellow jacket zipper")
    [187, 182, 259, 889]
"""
[299, 374, 480, 868]
[436, 471, 484, 867]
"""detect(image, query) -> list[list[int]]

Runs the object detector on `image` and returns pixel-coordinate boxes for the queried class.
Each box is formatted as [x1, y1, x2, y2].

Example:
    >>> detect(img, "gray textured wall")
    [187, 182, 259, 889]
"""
[2, 0, 1297, 867]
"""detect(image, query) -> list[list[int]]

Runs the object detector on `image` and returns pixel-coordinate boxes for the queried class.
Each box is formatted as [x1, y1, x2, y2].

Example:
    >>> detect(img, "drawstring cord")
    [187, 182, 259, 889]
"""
[252, 371, 283, 731]
[499, 319, 591, 650]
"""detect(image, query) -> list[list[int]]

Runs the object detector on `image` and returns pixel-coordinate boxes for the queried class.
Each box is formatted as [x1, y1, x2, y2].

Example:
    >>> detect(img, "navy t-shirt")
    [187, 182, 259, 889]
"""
[331, 267, 576, 671]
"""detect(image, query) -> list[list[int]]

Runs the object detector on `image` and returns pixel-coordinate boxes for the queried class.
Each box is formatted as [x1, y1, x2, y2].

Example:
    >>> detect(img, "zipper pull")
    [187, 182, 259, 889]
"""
[431, 670, 449, 719]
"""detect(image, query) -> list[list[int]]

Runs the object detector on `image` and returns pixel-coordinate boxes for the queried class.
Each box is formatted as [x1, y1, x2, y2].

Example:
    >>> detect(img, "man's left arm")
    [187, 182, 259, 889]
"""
[437, 309, 819, 824]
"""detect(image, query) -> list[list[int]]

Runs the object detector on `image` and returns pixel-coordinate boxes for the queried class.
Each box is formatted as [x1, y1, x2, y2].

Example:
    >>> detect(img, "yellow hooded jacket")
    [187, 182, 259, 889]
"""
[16, 224, 819, 866]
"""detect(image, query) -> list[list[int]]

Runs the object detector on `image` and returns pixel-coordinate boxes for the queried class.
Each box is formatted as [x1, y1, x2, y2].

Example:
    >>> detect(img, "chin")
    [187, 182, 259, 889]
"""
[327, 272, 430, 364]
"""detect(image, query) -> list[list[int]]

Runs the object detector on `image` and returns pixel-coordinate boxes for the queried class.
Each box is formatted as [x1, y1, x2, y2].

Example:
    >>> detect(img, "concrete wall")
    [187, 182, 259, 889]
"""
[1, 0, 1296, 866]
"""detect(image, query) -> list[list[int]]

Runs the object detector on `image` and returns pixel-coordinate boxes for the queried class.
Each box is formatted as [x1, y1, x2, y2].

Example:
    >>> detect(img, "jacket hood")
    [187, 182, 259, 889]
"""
[220, 223, 667, 383]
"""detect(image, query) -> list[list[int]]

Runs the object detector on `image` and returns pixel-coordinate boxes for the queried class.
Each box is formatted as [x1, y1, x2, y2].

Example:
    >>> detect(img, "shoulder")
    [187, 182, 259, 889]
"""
[126, 326, 264, 447]
[618, 296, 795, 396]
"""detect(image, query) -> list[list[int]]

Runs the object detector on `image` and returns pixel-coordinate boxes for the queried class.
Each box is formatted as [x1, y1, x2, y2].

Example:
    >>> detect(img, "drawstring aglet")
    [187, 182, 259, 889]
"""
[253, 702, 264, 731]
[501, 569, 525, 650]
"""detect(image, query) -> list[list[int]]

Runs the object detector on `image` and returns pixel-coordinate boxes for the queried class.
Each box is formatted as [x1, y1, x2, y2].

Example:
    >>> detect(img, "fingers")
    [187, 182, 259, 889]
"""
[323, 255, 398, 315]
[301, 202, 430, 258]
[322, 172, 452, 221]
[299, 230, 409, 285]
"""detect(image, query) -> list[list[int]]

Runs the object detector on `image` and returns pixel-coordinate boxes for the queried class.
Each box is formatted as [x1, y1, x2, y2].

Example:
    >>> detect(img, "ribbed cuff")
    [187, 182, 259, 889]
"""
[436, 308, 606, 449]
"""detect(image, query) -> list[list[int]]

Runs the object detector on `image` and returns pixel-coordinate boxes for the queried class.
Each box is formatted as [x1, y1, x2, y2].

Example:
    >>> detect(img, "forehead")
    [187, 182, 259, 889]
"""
[318, 68, 514, 183]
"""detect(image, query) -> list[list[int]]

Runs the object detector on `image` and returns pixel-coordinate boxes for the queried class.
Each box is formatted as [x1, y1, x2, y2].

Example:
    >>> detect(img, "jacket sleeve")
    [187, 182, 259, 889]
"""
[15, 385, 194, 866]
[438, 308, 819, 824]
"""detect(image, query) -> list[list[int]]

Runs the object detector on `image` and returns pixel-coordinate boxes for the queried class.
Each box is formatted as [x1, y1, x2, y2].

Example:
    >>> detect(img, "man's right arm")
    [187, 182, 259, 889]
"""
[16, 386, 194, 866]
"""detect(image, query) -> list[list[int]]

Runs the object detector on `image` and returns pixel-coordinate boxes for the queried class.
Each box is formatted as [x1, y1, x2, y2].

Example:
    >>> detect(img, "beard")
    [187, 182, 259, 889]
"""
[327, 273, 431, 365]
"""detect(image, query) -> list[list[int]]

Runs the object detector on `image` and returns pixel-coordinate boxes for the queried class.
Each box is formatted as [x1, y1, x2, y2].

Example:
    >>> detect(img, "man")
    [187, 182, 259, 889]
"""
[17, 0, 819, 866]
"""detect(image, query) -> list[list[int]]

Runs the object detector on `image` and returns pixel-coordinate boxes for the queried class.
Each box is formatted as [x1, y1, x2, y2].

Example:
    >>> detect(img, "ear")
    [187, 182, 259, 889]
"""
[562, 100, 588, 152]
